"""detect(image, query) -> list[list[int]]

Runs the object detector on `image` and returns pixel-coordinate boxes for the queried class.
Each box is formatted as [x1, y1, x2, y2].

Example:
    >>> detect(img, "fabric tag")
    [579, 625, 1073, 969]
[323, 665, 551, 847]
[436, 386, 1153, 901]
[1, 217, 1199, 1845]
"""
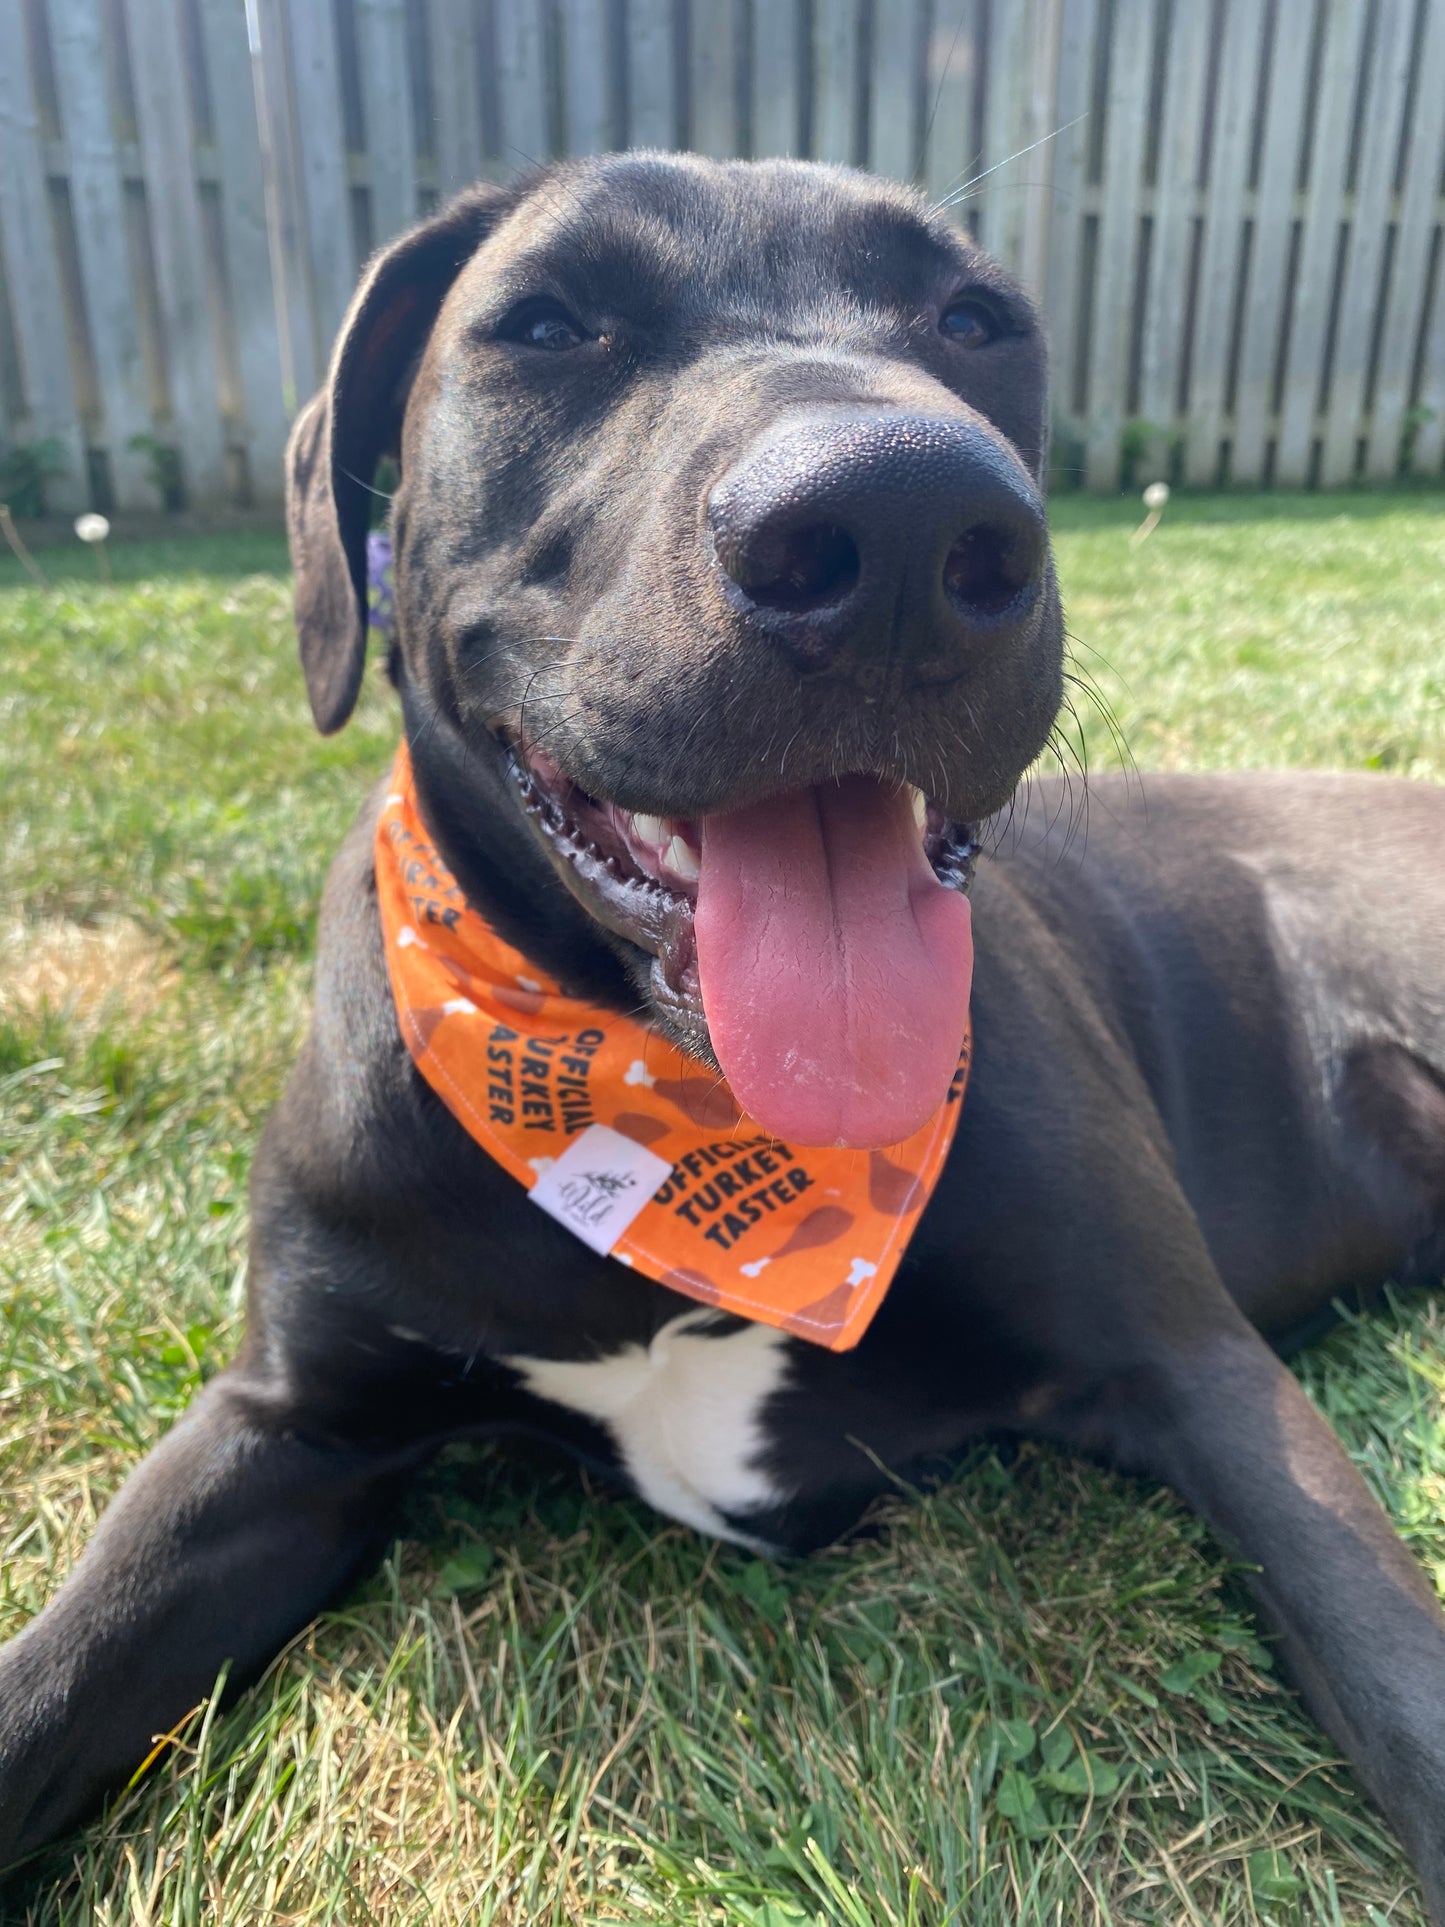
[529, 1125, 675, 1256]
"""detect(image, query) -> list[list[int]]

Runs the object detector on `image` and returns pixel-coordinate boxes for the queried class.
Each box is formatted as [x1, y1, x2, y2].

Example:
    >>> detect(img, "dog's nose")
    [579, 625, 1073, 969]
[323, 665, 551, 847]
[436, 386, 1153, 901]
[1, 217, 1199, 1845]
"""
[706, 413, 1047, 678]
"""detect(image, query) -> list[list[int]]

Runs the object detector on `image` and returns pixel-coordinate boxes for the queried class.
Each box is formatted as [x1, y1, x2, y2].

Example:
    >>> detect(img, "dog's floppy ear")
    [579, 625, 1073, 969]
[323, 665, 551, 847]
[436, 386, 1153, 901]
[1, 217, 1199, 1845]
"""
[285, 183, 512, 733]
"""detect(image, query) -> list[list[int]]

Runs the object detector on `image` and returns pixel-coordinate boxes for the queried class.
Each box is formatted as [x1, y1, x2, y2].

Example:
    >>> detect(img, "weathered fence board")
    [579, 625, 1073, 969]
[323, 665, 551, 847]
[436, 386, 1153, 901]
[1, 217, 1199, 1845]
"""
[46, 0, 153, 506]
[691, 0, 741, 157]
[980, 0, 1061, 281]
[922, 0, 980, 221]
[124, 0, 231, 503]
[812, 0, 861, 165]
[494, 0, 550, 169]
[1320, 0, 1416, 485]
[1, 0, 1441, 513]
[199, 0, 293, 496]
[1275, 0, 1372, 486]
[253, 0, 347, 405]
[1182, 0, 1262, 488]
[1040, 0, 1101, 479]
[1415, 281, 1445, 477]
[1412, 12, 1445, 477]
[869, 0, 924, 184]
[1134, 0, 1210, 480]
[357, 0, 419, 246]
[428, 0, 484, 193]
[0, 0, 85, 509]
[1230, 0, 1315, 487]
[1367, 1, 1445, 479]
[561, 0, 613, 156]
[1083, 0, 1153, 491]
[1017, 0, 1064, 299]
[628, 0, 677, 150]
[753, 0, 803, 159]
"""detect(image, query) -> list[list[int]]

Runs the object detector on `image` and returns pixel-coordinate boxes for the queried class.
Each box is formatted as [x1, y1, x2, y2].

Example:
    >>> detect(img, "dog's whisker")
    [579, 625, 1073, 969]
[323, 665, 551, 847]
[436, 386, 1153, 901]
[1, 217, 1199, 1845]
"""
[928, 114, 1089, 217]
[1039, 748, 1075, 847]
[1046, 704, 1092, 867]
[1064, 626, 1136, 694]
[1061, 660, 1140, 790]
[339, 465, 396, 503]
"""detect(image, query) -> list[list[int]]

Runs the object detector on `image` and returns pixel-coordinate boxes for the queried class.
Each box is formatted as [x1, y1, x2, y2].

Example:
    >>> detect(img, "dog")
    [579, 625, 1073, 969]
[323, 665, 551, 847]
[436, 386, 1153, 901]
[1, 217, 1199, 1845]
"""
[1, 154, 1443, 1917]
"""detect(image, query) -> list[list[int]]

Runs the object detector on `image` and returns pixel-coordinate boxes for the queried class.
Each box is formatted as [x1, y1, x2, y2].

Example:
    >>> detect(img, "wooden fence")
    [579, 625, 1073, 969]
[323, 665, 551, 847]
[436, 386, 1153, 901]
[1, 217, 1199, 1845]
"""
[1, 0, 1443, 511]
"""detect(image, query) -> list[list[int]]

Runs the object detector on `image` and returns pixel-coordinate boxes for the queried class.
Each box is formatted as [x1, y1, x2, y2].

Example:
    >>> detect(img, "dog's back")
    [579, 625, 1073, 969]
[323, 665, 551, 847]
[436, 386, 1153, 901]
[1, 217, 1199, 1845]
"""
[973, 769, 1445, 1332]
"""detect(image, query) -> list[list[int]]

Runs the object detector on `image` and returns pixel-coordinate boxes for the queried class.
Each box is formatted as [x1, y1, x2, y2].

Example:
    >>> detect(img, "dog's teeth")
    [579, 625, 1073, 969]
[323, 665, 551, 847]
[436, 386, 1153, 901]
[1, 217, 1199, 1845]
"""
[632, 812, 667, 845]
[663, 834, 701, 882]
[908, 785, 928, 833]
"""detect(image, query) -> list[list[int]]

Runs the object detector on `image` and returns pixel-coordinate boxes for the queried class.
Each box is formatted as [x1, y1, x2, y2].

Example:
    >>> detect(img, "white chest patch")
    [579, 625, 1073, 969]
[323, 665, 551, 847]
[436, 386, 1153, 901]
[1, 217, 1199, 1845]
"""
[505, 1310, 791, 1550]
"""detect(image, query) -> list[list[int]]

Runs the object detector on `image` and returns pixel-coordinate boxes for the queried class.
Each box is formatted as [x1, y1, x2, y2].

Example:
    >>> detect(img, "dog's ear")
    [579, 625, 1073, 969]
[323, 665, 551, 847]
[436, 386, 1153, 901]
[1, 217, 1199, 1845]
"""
[285, 183, 512, 733]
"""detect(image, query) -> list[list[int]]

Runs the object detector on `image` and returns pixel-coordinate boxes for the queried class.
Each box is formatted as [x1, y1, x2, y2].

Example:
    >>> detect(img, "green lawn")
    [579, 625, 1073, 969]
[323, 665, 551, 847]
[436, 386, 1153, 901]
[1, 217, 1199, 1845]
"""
[2, 491, 1444, 1925]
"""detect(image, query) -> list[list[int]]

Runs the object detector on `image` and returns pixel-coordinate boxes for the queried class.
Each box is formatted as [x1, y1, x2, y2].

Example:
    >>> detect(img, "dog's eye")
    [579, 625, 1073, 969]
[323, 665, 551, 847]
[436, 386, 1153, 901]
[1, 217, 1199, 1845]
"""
[940, 299, 999, 348]
[503, 300, 587, 351]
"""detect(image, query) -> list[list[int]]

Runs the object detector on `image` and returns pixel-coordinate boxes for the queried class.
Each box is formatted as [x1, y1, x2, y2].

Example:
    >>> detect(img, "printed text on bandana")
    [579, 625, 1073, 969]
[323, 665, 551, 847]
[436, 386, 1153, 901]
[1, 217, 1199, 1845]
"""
[482, 1024, 603, 1134]
[654, 1137, 814, 1251]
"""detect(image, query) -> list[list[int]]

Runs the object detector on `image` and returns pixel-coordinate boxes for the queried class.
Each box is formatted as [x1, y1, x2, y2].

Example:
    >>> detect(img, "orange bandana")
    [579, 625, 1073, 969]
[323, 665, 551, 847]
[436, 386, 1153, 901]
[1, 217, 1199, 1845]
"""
[375, 746, 971, 1350]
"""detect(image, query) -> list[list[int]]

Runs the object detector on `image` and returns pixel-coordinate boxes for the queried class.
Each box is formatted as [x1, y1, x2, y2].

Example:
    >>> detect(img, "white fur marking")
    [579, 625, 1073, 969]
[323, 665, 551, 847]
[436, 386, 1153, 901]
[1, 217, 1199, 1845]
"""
[506, 1310, 790, 1548]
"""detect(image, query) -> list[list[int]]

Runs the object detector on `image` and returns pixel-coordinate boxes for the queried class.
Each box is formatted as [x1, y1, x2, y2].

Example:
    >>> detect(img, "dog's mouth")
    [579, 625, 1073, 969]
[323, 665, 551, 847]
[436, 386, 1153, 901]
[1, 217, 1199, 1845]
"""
[509, 739, 978, 1149]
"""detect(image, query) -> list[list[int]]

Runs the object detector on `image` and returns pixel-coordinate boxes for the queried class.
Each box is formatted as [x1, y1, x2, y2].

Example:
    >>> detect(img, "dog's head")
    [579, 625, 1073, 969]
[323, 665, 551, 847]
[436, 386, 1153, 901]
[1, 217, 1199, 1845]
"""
[287, 155, 1062, 1149]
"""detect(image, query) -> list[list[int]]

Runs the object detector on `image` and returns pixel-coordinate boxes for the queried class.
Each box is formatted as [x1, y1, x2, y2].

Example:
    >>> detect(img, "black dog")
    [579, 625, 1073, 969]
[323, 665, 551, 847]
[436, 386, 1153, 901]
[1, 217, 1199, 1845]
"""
[2, 155, 1444, 1916]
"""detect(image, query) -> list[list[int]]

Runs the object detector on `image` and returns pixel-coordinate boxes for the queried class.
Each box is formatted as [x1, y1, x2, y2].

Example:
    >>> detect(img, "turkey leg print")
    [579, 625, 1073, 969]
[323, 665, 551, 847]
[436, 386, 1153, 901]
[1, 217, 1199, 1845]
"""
[647, 1068, 743, 1131]
[738, 1203, 854, 1279]
[610, 1056, 742, 1144]
[662, 1204, 855, 1339]
[868, 1147, 925, 1216]
[734, 1167, 926, 1344]
[772, 1156, 931, 1341]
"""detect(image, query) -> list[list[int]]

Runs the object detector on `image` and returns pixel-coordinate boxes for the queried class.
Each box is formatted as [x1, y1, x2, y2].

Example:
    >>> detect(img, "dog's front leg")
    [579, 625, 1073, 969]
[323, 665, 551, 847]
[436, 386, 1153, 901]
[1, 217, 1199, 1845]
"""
[1136, 1322, 1445, 1919]
[0, 1364, 427, 1867]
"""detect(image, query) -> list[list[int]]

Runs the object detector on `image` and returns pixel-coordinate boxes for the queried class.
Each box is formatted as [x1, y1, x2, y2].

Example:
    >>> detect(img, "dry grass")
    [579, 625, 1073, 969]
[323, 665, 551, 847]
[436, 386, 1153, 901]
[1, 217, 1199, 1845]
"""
[0, 918, 177, 1029]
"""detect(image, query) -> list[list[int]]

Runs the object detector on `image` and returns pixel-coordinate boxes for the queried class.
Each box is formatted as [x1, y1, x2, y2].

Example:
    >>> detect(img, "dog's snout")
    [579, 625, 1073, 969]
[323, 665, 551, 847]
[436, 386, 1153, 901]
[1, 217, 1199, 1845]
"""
[707, 414, 1047, 678]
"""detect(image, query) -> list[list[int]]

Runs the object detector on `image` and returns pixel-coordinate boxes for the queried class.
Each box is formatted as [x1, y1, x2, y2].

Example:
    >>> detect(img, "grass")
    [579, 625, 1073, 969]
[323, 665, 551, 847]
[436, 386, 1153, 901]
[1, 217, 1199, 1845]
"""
[1, 490, 1443, 1925]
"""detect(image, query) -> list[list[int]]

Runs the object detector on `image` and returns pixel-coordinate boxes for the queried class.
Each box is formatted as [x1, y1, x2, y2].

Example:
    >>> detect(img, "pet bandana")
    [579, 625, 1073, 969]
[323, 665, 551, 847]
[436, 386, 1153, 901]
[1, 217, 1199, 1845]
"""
[367, 549, 971, 1351]
[376, 751, 971, 1351]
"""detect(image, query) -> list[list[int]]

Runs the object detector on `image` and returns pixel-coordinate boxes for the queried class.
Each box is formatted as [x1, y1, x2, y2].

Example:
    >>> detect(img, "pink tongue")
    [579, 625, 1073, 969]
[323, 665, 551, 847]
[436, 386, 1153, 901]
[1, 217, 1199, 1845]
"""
[694, 777, 973, 1149]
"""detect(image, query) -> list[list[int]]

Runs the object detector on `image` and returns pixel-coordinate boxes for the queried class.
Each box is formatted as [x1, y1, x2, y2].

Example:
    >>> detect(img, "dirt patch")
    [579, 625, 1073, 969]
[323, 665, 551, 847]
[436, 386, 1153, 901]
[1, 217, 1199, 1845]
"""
[0, 917, 177, 1027]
